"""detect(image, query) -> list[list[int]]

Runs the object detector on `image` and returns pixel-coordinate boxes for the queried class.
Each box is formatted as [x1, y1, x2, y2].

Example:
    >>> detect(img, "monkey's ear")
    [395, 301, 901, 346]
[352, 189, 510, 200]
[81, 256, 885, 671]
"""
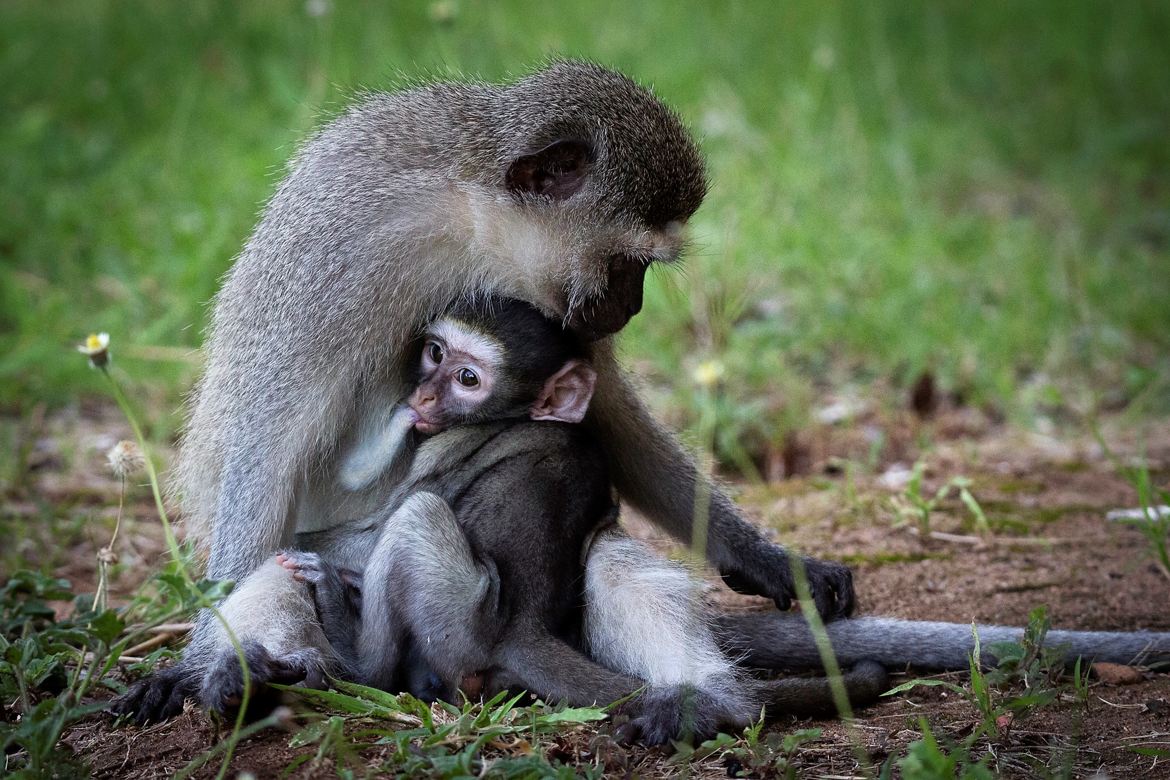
[530, 359, 597, 424]
[506, 140, 593, 200]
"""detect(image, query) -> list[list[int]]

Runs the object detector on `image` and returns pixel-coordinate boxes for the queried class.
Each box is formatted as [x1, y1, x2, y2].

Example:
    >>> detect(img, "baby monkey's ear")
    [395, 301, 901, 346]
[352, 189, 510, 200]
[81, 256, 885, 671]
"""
[530, 359, 597, 424]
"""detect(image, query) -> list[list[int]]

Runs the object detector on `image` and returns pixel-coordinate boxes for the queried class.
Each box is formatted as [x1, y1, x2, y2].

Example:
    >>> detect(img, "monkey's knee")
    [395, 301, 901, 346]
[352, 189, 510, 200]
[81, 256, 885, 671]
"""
[378, 491, 492, 607]
[584, 530, 733, 688]
[207, 560, 335, 672]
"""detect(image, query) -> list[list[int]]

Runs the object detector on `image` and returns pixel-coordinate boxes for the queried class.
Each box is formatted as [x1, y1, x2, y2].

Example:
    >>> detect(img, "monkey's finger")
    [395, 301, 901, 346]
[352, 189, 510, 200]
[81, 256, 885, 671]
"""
[269, 656, 313, 685]
[723, 570, 792, 611]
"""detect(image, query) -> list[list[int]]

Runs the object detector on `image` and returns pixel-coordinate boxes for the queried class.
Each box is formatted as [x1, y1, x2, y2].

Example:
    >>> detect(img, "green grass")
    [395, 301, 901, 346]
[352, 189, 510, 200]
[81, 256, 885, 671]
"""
[3, 0, 1168, 452]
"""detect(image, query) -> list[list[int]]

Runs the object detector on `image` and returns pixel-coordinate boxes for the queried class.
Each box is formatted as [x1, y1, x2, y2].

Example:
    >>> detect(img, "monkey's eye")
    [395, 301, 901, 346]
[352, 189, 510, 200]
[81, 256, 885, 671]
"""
[456, 368, 479, 388]
[427, 342, 444, 364]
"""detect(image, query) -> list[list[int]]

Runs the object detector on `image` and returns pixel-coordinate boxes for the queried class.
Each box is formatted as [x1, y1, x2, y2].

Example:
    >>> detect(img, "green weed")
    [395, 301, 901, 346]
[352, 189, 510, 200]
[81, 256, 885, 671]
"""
[890, 460, 990, 537]
[883, 719, 994, 780]
[0, 567, 227, 777]
[882, 607, 1091, 775]
[673, 717, 824, 779]
[1092, 425, 1170, 580]
[273, 682, 609, 778]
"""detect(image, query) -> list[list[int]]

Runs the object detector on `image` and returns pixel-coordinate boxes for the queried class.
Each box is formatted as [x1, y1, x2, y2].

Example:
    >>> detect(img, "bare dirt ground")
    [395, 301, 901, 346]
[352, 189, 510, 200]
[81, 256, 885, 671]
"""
[5, 403, 1169, 778]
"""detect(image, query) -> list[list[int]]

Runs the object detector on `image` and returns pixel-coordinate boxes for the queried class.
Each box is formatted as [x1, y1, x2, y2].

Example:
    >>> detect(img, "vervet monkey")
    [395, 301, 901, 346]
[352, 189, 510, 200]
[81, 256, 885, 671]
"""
[112, 62, 1170, 736]
[115, 60, 854, 722]
[275, 298, 887, 743]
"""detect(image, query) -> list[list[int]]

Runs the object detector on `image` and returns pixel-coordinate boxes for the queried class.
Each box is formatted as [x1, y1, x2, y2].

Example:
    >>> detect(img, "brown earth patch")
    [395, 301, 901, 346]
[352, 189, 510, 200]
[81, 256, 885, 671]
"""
[4, 407, 1169, 777]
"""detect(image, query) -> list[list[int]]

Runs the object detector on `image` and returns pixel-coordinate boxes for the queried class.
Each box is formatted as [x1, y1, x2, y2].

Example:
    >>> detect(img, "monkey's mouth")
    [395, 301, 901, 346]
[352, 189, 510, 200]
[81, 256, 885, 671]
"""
[412, 415, 445, 435]
[565, 257, 648, 340]
[567, 306, 634, 341]
[402, 406, 442, 435]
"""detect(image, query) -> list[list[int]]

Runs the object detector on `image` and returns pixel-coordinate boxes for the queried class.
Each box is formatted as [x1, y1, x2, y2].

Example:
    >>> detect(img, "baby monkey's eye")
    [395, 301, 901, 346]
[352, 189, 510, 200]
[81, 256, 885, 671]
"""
[456, 368, 479, 387]
[427, 342, 444, 364]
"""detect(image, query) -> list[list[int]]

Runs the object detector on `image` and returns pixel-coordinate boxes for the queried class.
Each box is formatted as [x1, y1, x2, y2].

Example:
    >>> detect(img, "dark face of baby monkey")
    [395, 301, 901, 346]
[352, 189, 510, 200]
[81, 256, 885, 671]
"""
[408, 298, 597, 435]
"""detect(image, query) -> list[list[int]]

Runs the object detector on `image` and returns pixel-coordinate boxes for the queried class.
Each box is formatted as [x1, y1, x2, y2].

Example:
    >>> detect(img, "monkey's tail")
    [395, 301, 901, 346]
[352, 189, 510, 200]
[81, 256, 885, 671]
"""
[713, 612, 1170, 671]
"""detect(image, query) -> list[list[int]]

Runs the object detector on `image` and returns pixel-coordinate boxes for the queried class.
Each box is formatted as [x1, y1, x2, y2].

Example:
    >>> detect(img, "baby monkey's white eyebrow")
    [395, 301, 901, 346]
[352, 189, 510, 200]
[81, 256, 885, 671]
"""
[428, 319, 505, 369]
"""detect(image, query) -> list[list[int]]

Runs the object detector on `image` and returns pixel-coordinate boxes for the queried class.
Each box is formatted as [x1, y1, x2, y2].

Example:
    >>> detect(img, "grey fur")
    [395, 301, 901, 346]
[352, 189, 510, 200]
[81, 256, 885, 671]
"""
[268, 304, 874, 743]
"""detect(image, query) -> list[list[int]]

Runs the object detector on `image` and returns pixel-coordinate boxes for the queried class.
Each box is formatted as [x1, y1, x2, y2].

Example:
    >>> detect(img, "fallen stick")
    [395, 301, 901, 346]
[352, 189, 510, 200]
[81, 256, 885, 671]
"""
[905, 528, 1070, 547]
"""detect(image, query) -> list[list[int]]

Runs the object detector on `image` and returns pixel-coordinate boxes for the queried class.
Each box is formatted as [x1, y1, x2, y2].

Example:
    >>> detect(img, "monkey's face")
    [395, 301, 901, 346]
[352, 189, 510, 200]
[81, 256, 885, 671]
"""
[491, 61, 709, 335]
[469, 194, 689, 341]
[409, 321, 502, 434]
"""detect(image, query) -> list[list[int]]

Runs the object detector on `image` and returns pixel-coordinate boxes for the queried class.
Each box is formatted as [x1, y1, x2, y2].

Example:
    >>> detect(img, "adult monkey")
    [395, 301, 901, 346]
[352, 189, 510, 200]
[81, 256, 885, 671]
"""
[115, 61, 852, 718]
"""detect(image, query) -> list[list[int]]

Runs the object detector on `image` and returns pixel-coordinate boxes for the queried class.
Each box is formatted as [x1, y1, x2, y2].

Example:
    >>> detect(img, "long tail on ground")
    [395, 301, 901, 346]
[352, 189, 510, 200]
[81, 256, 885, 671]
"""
[713, 612, 1170, 671]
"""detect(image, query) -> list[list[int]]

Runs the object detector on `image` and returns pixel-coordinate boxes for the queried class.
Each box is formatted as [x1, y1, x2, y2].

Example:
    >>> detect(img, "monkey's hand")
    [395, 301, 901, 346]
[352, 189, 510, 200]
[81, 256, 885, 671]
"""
[721, 550, 855, 619]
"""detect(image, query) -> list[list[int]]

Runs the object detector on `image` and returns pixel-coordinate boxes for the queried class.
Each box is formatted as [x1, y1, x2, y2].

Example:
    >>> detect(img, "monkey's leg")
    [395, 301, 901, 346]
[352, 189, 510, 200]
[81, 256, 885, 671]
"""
[112, 559, 333, 724]
[587, 348, 854, 619]
[354, 491, 502, 693]
[713, 612, 1170, 671]
[581, 527, 755, 743]
[493, 630, 746, 747]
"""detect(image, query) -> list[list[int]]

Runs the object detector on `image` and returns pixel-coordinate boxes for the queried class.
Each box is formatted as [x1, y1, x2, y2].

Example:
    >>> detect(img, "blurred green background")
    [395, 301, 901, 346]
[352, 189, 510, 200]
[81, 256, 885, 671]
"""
[2, 0, 1168, 467]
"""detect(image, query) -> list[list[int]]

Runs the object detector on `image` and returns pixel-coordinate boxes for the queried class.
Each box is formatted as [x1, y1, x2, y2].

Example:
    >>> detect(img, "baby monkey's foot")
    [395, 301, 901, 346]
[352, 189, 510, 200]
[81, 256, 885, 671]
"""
[276, 549, 327, 585]
[275, 550, 363, 653]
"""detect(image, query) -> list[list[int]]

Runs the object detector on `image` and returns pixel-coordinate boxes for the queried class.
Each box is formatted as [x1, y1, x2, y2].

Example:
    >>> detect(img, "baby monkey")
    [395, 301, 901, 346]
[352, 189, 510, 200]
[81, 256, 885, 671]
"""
[281, 295, 619, 703]
[278, 296, 885, 744]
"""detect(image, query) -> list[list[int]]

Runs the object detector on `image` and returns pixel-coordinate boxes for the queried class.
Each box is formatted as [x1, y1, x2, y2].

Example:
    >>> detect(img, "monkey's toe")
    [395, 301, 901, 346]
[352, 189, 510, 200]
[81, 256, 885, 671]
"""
[275, 549, 326, 584]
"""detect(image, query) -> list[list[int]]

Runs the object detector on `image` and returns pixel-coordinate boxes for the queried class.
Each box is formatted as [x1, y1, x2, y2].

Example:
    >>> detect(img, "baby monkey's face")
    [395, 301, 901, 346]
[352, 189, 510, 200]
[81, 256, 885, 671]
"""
[407, 309, 598, 436]
[409, 318, 503, 435]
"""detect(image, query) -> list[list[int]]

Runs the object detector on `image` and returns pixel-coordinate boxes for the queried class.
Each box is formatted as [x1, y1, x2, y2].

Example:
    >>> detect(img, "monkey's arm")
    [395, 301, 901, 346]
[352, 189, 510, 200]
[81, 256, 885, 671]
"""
[587, 345, 854, 618]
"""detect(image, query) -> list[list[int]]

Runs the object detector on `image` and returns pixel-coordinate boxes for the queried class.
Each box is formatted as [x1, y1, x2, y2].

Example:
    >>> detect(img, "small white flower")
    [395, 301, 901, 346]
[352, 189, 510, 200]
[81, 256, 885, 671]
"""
[107, 440, 145, 478]
[78, 332, 110, 368]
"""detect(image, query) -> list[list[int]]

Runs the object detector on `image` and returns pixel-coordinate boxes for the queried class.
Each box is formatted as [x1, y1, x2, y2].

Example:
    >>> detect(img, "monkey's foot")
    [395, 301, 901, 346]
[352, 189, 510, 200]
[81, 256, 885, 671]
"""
[110, 664, 200, 726]
[275, 549, 328, 584]
[614, 684, 751, 746]
[275, 549, 361, 650]
[200, 639, 326, 716]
